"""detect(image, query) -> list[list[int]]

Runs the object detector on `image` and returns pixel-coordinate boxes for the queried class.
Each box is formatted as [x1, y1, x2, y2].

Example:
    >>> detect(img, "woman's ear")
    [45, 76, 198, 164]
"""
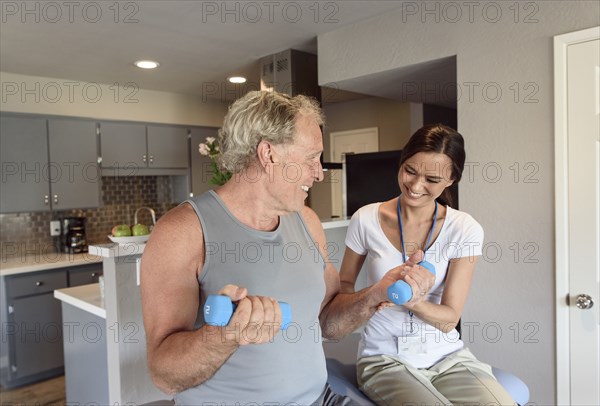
[445, 179, 454, 188]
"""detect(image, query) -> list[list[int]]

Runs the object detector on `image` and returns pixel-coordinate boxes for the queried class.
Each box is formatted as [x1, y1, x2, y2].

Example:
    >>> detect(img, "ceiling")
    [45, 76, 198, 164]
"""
[327, 56, 458, 108]
[0, 1, 406, 102]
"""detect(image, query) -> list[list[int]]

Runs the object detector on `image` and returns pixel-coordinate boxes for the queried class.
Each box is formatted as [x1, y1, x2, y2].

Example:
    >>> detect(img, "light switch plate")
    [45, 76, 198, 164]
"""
[50, 221, 61, 236]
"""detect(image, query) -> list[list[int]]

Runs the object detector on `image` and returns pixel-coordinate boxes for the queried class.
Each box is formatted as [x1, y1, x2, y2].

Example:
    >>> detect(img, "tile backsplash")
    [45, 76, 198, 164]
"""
[0, 176, 180, 259]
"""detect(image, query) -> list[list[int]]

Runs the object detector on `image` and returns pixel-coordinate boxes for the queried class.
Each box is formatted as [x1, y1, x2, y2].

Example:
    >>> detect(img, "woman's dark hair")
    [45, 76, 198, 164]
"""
[399, 124, 465, 208]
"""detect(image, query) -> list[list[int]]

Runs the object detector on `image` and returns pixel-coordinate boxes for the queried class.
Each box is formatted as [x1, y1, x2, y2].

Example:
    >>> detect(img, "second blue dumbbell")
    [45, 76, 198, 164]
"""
[204, 294, 292, 330]
[387, 261, 436, 305]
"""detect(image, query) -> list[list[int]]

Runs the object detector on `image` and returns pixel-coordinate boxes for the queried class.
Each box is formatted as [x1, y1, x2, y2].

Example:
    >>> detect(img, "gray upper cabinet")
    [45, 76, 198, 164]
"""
[48, 119, 101, 210]
[147, 125, 189, 168]
[189, 127, 219, 197]
[99, 121, 146, 170]
[0, 116, 50, 212]
[100, 122, 189, 172]
[0, 115, 100, 213]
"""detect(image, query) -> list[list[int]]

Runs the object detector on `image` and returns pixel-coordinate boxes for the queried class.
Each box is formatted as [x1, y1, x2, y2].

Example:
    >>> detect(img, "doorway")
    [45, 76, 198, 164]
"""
[330, 127, 379, 218]
[554, 26, 600, 405]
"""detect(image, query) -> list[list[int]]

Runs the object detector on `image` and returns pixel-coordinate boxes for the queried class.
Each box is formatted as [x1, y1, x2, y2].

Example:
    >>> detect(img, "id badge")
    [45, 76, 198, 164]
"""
[398, 335, 427, 355]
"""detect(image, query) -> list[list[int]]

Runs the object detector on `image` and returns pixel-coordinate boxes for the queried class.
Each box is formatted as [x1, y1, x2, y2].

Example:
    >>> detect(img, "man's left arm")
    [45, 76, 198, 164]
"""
[301, 207, 390, 340]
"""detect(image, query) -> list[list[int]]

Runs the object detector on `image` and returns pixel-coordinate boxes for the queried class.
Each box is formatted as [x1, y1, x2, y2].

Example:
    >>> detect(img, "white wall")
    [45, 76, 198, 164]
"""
[323, 97, 412, 157]
[318, 2, 599, 404]
[409, 103, 424, 135]
[310, 96, 412, 219]
[1, 72, 228, 126]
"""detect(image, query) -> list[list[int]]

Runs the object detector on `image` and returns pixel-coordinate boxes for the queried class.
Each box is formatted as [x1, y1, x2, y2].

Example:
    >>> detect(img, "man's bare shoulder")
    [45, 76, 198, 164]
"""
[300, 205, 320, 224]
[146, 203, 203, 252]
[300, 205, 325, 242]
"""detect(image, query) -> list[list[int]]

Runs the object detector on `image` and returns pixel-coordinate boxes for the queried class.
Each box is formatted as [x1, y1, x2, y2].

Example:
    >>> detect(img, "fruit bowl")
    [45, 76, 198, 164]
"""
[108, 235, 150, 245]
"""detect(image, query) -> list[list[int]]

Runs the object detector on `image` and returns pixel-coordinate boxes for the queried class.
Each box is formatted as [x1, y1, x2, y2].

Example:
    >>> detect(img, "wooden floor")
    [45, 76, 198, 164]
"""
[0, 375, 66, 406]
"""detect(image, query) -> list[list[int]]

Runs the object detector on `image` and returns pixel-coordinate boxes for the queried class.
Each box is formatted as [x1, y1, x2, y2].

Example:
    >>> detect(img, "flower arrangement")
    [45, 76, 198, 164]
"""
[198, 137, 232, 186]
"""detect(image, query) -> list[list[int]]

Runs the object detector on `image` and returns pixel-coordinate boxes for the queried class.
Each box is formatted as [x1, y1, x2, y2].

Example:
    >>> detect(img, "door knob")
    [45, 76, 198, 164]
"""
[575, 294, 594, 310]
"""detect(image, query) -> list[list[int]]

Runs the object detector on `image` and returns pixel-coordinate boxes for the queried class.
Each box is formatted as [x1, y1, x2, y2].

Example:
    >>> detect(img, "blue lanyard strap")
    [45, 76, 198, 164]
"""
[396, 197, 438, 264]
[397, 196, 438, 323]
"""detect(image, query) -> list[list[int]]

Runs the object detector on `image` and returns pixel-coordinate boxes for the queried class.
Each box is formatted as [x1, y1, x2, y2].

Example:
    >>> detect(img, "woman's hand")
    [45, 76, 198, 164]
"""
[402, 264, 437, 310]
[374, 250, 434, 306]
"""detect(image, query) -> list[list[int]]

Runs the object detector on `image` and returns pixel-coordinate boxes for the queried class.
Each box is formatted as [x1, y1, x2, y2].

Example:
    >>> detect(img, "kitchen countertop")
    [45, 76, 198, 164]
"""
[88, 218, 350, 258]
[0, 252, 102, 277]
[89, 243, 146, 258]
[54, 283, 106, 319]
[321, 218, 350, 229]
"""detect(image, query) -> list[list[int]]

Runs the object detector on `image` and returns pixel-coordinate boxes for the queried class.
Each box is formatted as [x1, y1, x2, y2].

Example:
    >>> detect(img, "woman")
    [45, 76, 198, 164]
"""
[340, 124, 515, 404]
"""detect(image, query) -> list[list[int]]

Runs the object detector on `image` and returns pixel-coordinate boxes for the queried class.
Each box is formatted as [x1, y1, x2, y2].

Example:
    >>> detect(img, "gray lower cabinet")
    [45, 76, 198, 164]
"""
[10, 293, 65, 380]
[0, 269, 67, 388]
[68, 264, 103, 287]
[0, 114, 101, 213]
[0, 263, 103, 388]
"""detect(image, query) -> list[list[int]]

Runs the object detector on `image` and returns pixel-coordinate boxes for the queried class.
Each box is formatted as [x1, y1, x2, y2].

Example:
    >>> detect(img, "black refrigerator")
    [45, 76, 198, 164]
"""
[345, 150, 459, 216]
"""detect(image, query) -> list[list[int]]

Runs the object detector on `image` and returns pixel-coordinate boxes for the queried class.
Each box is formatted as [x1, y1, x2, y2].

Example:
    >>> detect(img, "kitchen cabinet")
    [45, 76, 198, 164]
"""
[0, 262, 103, 388]
[147, 124, 189, 168]
[189, 126, 219, 196]
[0, 115, 100, 213]
[0, 115, 49, 212]
[0, 269, 67, 388]
[100, 121, 189, 172]
[99, 121, 146, 169]
[68, 263, 103, 287]
[48, 119, 101, 210]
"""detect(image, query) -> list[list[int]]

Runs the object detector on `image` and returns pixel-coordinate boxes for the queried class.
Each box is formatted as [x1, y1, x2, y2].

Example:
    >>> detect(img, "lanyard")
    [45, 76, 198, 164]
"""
[397, 197, 438, 264]
[397, 196, 438, 333]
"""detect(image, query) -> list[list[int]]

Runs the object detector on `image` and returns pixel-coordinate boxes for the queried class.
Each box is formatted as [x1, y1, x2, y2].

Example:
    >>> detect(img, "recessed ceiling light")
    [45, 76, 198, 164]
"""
[228, 76, 247, 84]
[134, 60, 160, 69]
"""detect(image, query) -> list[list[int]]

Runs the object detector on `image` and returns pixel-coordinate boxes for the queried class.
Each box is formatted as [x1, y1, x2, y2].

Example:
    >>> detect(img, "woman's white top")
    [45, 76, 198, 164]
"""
[345, 202, 484, 368]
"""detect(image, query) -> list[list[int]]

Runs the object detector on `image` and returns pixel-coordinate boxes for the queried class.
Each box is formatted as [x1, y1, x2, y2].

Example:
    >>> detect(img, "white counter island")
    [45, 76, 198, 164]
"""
[54, 242, 169, 405]
[53, 218, 356, 404]
[54, 283, 109, 404]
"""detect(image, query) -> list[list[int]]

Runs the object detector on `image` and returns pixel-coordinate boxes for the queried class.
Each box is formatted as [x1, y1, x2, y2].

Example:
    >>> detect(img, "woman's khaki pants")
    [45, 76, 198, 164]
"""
[357, 348, 516, 406]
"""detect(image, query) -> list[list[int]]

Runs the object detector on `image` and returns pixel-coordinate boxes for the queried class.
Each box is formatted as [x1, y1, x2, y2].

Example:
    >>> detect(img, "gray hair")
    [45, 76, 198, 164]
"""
[217, 91, 324, 172]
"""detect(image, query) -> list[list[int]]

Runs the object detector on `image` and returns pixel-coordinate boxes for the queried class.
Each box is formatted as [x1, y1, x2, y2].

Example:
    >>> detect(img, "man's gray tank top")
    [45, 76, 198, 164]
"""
[175, 190, 328, 405]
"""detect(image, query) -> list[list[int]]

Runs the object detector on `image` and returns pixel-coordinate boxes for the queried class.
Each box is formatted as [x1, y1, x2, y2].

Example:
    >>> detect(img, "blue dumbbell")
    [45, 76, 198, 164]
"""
[204, 294, 292, 330]
[387, 261, 436, 305]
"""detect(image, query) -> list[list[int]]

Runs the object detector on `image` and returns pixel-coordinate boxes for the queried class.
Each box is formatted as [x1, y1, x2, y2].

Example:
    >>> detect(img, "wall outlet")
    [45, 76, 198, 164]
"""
[50, 221, 61, 237]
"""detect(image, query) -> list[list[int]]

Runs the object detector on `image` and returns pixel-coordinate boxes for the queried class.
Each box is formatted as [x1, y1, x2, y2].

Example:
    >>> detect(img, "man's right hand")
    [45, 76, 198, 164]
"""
[217, 284, 283, 345]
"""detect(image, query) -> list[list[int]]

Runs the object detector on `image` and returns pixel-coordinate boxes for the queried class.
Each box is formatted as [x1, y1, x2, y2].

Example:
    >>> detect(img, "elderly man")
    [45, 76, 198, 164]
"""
[141, 91, 428, 405]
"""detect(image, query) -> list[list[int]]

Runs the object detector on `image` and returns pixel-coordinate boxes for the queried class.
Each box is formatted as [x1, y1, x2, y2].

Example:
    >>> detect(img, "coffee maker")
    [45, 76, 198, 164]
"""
[61, 217, 88, 254]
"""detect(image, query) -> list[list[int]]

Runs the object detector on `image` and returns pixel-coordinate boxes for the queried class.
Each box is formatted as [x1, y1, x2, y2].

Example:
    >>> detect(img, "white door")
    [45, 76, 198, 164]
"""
[555, 27, 600, 405]
[330, 128, 379, 217]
